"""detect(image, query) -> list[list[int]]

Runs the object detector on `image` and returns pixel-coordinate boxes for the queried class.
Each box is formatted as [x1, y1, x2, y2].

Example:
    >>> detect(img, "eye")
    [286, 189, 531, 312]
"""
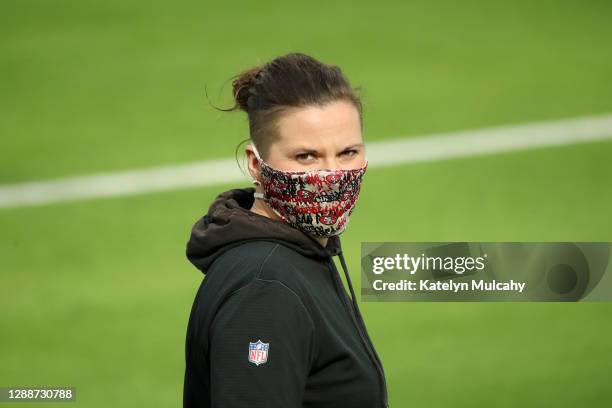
[296, 152, 315, 162]
[341, 149, 358, 157]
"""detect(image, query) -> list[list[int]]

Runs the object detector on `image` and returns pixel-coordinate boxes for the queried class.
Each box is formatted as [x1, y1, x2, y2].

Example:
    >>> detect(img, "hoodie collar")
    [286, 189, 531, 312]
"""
[186, 187, 342, 274]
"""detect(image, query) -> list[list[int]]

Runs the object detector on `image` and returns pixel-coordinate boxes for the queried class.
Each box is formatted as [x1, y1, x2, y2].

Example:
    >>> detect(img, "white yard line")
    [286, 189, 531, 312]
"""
[1, 113, 612, 209]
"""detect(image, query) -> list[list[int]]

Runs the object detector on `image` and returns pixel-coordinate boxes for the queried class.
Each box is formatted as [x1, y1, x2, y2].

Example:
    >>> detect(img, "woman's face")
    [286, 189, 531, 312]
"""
[248, 100, 365, 175]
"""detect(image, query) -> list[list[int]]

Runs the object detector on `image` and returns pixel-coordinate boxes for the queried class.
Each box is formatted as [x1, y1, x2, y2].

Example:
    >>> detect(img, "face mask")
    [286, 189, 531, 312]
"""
[251, 144, 368, 238]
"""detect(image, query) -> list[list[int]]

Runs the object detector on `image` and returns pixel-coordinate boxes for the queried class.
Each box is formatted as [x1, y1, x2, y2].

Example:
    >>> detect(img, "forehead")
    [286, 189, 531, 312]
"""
[275, 100, 362, 149]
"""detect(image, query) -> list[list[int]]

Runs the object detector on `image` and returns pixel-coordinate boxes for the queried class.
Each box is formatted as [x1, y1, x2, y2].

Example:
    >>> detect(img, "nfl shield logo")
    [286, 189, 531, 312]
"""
[248, 339, 269, 366]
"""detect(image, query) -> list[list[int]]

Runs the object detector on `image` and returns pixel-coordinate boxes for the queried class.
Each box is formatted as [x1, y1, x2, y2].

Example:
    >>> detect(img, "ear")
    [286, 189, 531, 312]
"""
[246, 144, 262, 183]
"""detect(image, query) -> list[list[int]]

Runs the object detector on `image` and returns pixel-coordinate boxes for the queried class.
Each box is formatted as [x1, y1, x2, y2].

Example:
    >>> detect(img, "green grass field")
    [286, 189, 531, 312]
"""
[2, 0, 612, 406]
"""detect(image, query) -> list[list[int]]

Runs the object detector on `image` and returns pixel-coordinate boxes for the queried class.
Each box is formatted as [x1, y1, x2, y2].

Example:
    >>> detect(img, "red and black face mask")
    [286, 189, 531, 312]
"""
[252, 145, 368, 238]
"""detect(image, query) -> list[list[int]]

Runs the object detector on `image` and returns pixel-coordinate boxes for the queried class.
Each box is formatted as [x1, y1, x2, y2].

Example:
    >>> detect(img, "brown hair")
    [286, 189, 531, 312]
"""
[208, 52, 363, 162]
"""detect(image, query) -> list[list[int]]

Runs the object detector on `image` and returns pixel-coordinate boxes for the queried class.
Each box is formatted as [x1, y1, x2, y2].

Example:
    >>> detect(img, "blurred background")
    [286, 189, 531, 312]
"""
[1, 0, 611, 406]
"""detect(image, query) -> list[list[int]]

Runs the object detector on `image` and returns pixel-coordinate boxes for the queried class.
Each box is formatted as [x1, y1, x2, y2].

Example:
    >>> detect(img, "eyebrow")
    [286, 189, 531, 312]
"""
[343, 143, 365, 150]
[292, 143, 365, 154]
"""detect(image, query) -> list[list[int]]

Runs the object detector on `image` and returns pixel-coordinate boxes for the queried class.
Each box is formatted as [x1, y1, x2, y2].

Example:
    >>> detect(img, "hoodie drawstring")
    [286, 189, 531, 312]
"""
[337, 250, 373, 339]
[337, 250, 359, 312]
[337, 249, 389, 408]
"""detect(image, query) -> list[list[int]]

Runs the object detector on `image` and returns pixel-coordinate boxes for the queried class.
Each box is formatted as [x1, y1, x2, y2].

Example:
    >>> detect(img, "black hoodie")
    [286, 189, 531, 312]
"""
[183, 187, 389, 408]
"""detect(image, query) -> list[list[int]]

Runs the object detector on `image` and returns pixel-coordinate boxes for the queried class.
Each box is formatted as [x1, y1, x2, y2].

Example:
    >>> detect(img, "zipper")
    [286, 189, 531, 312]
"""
[327, 259, 389, 408]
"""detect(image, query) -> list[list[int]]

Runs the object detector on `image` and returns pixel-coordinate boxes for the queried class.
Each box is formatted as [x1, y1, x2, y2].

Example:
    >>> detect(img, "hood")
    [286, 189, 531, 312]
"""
[185, 186, 364, 335]
[185, 187, 343, 274]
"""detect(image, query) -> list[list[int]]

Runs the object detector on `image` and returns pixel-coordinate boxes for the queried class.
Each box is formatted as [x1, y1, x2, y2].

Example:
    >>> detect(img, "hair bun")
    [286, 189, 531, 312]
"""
[232, 66, 265, 112]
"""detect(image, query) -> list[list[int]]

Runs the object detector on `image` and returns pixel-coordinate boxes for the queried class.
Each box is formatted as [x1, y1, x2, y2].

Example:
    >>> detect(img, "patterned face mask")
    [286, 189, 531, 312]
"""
[251, 144, 368, 238]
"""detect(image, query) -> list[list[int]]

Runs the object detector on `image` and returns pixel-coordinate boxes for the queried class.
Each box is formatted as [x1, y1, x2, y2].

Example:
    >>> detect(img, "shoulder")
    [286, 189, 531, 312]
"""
[205, 240, 281, 281]
[209, 242, 317, 332]
[210, 239, 322, 280]
[205, 239, 324, 309]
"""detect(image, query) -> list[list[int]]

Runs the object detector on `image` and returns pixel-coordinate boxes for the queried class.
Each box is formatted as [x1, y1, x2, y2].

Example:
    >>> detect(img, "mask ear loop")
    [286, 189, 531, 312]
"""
[251, 143, 268, 165]
[250, 143, 288, 222]
[251, 143, 267, 201]
[251, 143, 262, 191]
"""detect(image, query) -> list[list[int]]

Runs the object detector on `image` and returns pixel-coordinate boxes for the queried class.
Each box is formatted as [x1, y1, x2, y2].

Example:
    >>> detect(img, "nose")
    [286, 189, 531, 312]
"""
[320, 156, 340, 170]
[320, 154, 365, 170]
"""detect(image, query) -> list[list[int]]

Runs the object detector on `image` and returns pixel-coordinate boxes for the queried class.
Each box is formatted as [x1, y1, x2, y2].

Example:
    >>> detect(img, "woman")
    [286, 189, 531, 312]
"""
[183, 52, 389, 408]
